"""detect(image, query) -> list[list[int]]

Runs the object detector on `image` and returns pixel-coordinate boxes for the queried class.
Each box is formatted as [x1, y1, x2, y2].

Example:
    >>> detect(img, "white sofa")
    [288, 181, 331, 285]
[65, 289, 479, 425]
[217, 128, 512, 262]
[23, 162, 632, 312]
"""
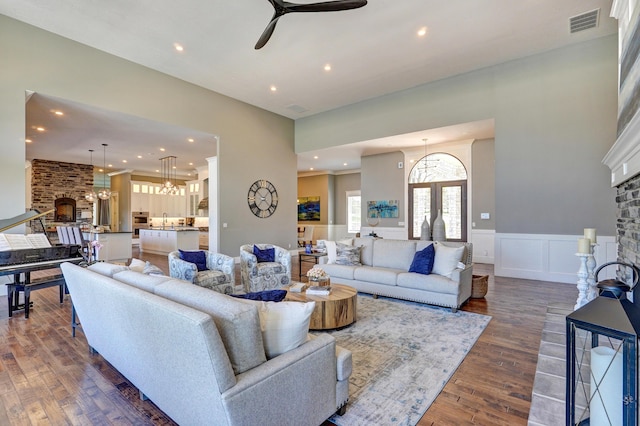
[318, 238, 473, 312]
[60, 261, 351, 426]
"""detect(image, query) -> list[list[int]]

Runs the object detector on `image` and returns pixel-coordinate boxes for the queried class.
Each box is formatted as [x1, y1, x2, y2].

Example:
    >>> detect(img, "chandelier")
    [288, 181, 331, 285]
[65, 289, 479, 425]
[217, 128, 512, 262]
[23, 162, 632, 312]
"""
[97, 143, 111, 200]
[84, 149, 97, 203]
[160, 156, 179, 195]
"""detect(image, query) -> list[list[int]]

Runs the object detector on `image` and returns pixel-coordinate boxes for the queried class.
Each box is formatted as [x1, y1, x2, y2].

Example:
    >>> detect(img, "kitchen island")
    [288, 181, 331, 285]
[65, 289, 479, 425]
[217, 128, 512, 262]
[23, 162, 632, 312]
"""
[85, 231, 133, 262]
[139, 228, 200, 255]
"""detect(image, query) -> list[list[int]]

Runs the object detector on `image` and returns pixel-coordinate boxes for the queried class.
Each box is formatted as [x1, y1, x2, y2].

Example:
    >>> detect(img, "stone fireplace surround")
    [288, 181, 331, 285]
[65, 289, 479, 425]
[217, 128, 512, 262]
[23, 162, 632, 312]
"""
[30, 159, 94, 226]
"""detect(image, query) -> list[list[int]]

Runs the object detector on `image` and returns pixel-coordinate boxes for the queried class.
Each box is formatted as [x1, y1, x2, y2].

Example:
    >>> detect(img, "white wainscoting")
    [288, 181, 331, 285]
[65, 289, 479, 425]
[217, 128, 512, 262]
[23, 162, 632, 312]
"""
[494, 233, 617, 284]
[301, 224, 351, 243]
[470, 229, 495, 264]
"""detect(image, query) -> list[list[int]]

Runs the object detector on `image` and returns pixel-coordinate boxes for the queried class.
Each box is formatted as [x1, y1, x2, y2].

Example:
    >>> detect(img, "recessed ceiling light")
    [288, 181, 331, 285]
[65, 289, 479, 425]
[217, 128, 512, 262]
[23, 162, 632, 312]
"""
[410, 159, 415, 163]
[188, 138, 194, 142]
[310, 167, 314, 171]
[174, 43, 184, 52]
[99, 168, 104, 172]
[108, 164, 113, 168]
[137, 155, 142, 159]
[270, 85, 277, 92]
[313, 155, 319, 159]
[343, 163, 348, 166]
[52, 110, 64, 116]
[36, 126, 45, 132]
[188, 162, 193, 166]
[122, 160, 127, 163]
[155, 169, 160, 173]
[324, 64, 331, 71]
[160, 148, 166, 152]
[25, 139, 32, 143]
[417, 27, 428, 37]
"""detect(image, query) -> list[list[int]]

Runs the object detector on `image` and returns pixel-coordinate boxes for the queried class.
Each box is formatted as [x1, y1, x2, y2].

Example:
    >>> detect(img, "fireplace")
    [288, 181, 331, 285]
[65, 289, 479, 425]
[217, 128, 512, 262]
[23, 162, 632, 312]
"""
[55, 197, 76, 222]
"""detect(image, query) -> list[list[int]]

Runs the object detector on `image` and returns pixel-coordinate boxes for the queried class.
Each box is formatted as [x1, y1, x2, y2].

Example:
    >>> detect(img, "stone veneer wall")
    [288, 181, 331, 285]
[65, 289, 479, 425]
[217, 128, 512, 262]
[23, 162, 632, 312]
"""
[616, 173, 640, 275]
[31, 159, 94, 223]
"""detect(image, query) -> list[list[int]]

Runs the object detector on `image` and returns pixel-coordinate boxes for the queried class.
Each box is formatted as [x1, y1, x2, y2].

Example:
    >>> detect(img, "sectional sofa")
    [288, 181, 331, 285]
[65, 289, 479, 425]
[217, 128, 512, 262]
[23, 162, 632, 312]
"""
[318, 238, 473, 312]
[60, 261, 351, 426]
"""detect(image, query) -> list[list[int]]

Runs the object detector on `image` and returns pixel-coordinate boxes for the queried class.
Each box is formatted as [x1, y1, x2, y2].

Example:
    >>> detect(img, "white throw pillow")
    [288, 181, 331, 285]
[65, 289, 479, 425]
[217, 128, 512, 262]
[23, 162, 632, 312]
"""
[324, 240, 337, 264]
[432, 242, 465, 278]
[128, 258, 146, 272]
[242, 300, 316, 359]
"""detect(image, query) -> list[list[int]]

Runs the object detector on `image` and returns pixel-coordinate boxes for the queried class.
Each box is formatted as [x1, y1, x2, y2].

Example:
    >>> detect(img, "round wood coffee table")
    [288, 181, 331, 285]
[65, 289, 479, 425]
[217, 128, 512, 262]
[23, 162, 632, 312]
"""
[286, 283, 357, 330]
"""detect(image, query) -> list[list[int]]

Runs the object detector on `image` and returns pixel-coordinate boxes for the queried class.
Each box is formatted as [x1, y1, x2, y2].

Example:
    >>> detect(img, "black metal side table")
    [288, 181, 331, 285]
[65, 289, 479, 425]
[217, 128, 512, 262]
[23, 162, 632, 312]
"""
[298, 251, 325, 281]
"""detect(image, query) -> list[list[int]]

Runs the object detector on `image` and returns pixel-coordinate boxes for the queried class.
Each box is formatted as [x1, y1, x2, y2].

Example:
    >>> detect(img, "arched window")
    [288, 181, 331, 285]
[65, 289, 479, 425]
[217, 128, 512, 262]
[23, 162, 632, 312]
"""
[408, 153, 468, 241]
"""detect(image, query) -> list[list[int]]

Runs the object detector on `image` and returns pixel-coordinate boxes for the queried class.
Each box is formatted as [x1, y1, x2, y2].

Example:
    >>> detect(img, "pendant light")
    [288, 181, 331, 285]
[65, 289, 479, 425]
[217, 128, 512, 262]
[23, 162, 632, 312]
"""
[160, 156, 179, 195]
[97, 143, 111, 200]
[84, 149, 97, 203]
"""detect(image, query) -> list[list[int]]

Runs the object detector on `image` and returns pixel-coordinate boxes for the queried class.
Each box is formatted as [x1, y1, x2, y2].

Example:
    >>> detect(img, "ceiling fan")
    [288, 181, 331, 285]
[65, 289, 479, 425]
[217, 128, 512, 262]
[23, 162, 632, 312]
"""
[255, 0, 368, 49]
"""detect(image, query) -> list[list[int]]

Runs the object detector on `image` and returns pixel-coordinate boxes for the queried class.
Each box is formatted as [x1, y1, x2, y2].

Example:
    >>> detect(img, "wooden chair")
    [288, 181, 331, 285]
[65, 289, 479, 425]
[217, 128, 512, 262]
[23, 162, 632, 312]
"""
[297, 225, 314, 247]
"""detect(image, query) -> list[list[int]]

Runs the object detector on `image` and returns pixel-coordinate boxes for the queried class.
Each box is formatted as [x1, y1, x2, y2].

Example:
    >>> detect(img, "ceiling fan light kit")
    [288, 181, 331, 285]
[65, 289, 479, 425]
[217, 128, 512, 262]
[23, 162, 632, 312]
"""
[255, 0, 368, 49]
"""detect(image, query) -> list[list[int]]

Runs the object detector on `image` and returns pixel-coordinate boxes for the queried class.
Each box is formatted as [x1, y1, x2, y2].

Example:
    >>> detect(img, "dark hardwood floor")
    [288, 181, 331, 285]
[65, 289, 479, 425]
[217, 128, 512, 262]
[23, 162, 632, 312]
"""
[0, 251, 577, 425]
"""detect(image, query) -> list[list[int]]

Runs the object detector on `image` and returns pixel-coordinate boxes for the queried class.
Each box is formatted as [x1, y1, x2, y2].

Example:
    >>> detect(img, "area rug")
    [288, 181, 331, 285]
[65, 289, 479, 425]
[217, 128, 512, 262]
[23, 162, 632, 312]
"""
[320, 294, 491, 426]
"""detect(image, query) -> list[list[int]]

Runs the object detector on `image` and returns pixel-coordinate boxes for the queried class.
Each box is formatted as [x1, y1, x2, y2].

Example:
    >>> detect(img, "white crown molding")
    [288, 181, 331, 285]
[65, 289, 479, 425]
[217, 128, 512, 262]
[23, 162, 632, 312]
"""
[602, 109, 640, 187]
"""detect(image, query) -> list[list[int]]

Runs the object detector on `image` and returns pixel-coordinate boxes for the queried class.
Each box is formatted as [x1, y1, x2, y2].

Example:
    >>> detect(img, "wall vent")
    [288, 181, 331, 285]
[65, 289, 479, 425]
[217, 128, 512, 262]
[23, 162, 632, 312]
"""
[569, 9, 600, 33]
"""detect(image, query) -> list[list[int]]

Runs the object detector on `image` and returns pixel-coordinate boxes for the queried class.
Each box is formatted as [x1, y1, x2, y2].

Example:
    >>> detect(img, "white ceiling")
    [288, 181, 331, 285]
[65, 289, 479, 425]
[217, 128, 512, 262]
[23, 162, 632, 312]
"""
[3, 0, 617, 174]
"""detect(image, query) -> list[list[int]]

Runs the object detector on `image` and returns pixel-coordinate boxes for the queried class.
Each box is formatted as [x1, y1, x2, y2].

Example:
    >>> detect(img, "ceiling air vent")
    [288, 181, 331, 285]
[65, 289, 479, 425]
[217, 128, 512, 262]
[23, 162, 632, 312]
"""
[570, 9, 600, 33]
[286, 104, 308, 114]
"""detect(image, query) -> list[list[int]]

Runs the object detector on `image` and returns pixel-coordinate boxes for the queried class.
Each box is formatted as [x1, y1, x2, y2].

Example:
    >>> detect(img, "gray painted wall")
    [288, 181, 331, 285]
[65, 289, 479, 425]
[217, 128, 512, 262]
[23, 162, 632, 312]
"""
[296, 36, 618, 236]
[334, 173, 361, 225]
[471, 139, 495, 230]
[361, 152, 405, 228]
[0, 16, 296, 255]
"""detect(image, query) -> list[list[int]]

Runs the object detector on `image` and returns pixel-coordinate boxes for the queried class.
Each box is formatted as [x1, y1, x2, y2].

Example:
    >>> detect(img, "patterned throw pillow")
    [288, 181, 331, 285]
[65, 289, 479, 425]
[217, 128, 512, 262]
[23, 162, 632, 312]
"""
[335, 242, 362, 266]
[143, 261, 165, 276]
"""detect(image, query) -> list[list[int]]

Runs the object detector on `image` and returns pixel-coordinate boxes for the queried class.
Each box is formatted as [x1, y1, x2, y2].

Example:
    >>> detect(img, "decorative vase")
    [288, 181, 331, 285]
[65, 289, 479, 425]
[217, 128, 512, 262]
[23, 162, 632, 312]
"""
[432, 209, 446, 241]
[420, 216, 430, 240]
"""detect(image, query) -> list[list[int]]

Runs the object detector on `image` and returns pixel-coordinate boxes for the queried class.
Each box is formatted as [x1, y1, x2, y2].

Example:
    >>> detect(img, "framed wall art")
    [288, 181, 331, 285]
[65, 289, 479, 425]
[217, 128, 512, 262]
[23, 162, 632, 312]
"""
[367, 200, 399, 218]
[298, 196, 320, 221]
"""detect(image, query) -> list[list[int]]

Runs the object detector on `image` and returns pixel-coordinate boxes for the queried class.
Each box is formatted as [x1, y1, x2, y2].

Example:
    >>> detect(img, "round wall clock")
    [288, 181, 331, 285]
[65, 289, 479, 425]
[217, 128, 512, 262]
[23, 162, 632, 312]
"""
[247, 179, 278, 218]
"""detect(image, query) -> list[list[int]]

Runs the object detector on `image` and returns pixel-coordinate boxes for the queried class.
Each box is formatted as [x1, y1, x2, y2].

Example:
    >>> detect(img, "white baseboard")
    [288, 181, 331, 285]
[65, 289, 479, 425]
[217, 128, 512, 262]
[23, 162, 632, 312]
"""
[494, 233, 617, 284]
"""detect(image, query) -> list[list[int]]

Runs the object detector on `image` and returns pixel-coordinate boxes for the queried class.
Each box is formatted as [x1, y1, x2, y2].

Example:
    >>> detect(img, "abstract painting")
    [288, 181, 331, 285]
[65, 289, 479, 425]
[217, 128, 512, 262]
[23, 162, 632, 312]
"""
[298, 196, 320, 221]
[367, 200, 399, 218]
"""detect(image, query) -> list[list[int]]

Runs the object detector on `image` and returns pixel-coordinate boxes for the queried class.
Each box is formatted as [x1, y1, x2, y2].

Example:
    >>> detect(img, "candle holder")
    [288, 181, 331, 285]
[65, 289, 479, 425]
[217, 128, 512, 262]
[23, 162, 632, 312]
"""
[575, 253, 590, 311]
[586, 243, 598, 302]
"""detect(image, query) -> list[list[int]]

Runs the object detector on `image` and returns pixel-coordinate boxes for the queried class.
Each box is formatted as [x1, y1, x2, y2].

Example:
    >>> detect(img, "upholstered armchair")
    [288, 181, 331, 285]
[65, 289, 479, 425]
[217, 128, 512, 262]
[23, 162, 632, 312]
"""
[240, 244, 292, 293]
[168, 250, 235, 294]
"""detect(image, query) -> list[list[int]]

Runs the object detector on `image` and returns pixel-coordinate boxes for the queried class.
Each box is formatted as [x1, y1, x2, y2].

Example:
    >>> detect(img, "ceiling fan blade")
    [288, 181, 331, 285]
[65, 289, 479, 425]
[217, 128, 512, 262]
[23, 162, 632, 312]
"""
[254, 0, 367, 49]
[255, 16, 281, 50]
[285, 0, 367, 13]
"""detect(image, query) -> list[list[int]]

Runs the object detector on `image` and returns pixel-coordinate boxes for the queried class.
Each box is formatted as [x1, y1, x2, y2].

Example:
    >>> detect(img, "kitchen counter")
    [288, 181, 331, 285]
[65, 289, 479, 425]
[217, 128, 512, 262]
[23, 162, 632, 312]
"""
[139, 228, 200, 255]
[84, 231, 132, 262]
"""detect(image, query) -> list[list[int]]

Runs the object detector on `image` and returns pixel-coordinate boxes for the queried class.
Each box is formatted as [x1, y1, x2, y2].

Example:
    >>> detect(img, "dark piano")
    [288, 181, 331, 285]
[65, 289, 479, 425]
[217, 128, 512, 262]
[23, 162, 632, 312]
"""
[0, 209, 84, 318]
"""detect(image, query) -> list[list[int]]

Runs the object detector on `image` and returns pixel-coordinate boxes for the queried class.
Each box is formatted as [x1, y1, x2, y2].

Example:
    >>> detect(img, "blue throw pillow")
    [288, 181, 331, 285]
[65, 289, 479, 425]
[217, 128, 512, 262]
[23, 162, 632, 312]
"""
[253, 245, 275, 263]
[179, 249, 207, 271]
[231, 289, 287, 302]
[409, 244, 435, 275]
